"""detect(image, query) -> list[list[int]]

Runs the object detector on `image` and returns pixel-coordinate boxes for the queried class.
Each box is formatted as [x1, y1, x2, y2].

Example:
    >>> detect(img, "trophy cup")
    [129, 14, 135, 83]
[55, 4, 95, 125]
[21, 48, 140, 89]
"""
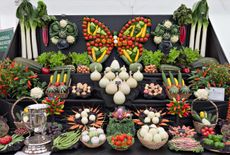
[22, 104, 51, 154]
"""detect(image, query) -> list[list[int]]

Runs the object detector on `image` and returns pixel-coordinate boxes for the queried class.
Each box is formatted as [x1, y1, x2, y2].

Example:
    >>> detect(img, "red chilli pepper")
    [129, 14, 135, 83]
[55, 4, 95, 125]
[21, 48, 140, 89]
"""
[14, 77, 19, 81]
[42, 25, 49, 47]
[27, 80, 32, 89]
[25, 66, 29, 72]
[28, 74, 38, 79]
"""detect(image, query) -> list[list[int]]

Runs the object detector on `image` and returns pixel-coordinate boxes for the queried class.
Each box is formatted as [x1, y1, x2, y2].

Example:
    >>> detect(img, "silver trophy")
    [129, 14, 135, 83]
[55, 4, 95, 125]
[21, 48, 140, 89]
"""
[22, 104, 51, 154]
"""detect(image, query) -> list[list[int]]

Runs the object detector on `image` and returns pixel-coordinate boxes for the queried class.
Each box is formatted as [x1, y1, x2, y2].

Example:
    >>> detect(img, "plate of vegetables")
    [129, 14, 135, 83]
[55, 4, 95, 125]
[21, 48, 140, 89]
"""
[81, 127, 106, 148]
[202, 134, 230, 153]
[142, 83, 166, 100]
[71, 83, 92, 98]
[107, 133, 134, 151]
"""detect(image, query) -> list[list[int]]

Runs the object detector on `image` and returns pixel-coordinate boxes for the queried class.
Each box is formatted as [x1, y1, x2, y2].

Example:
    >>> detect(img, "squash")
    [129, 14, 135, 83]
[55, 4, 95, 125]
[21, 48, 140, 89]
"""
[89, 62, 103, 72]
[129, 63, 143, 72]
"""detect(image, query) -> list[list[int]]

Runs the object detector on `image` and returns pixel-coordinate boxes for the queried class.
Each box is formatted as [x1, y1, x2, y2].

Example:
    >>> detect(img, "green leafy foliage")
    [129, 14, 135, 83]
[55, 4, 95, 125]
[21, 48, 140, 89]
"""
[49, 51, 67, 68]
[37, 51, 54, 67]
[106, 118, 135, 136]
[182, 47, 200, 64]
[166, 48, 181, 64]
[68, 52, 90, 67]
[142, 49, 164, 67]
[173, 4, 193, 25]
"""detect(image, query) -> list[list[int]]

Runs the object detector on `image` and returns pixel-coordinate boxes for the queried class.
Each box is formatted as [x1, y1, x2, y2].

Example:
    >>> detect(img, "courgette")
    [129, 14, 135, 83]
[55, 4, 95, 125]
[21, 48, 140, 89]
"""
[51, 65, 75, 72]
[191, 111, 202, 122]
[59, 70, 65, 83]
[162, 71, 168, 86]
[66, 69, 71, 84]
[121, 55, 131, 65]
[52, 71, 58, 84]
[190, 57, 219, 68]
[160, 64, 180, 72]
[14, 57, 42, 73]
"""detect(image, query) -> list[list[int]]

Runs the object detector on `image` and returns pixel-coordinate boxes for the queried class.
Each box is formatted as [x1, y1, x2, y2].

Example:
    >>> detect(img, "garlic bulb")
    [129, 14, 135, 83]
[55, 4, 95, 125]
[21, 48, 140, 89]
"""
[133, 67, 143, 81]
[110, 59, 120, 72]
[113, 91, 126, 105]
[105, 70, 115, 80]
[113, 73, 122, 83]
[105, 67, 111, 73]
[105, 81, 117, 95]
[99, 74, 110, 88]
[126, 72, 137, 88]
[90, 67, 101, 81]
[119, 66, 129, 80]
[119, 82, 130, 95]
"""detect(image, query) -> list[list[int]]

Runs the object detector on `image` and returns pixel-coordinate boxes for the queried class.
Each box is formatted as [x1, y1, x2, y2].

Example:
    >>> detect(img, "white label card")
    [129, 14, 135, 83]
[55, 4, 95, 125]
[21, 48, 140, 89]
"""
[208, 87, 225, 101]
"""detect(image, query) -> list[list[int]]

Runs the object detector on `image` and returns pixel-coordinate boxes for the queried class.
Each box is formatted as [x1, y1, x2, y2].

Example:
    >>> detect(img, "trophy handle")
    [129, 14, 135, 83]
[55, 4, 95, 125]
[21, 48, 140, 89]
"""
[21, 111, 33, 131]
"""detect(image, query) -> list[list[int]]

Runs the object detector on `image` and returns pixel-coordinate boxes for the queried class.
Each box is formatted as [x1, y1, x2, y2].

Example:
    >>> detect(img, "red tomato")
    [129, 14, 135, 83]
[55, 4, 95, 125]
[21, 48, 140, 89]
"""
[127, 140, 132, 145]
[91, 18, 95, 22]
[210, 131, 215, 135]
[208, 128, 214, 132]
[201, 128, 206, 133]
[127, 40, 133, 46]
[115, 141, 121, 146]
[128, 21, 132, 25]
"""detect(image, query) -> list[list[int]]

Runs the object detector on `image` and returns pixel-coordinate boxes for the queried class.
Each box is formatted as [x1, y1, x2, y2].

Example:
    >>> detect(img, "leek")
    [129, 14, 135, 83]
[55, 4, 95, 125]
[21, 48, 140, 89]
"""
[200, 19, 209, 57]
[25, 23, 32, 59]
[19, 20, 27, 58]
[194, 19, 202, 50]
[189, 1, 199, 49]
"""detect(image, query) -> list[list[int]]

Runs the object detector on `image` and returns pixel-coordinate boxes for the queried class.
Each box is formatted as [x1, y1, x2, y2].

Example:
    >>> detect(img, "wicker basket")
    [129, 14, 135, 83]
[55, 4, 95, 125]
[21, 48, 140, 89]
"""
[80, 138, 106, 148]
[191, 98, 218, 134]
[137, 130, 168, 150]
[107, 135, 134, 151]
[11, 97, 38, 129]
[164, 84, 191, 100]
[45, 79, 71, 99]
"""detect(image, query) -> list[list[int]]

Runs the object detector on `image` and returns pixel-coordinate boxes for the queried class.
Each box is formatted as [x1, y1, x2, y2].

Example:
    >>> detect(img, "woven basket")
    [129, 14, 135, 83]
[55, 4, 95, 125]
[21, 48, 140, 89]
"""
[45, 79, 71, 99]
[80, 138, 106, 148]
[137, 130, 168, 150]
[164, 84, 191, 100]
[191, 98, 218, 134]
[107, 135, 134, 151]
[11, 97, 38, 129]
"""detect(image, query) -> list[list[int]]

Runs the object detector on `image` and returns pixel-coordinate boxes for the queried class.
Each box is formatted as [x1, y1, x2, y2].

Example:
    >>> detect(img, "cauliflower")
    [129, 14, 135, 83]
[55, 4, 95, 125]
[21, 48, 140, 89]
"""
[163, 20, 172, 29]
[153, 36, 162, 44]
[51, 37, 59, 45]
[66, 35, 75, 44]
[194, 89, 209, 100]
[30, 87, 44, 99]
[170, 35, 179, 43]
[60, 19, 68, 28]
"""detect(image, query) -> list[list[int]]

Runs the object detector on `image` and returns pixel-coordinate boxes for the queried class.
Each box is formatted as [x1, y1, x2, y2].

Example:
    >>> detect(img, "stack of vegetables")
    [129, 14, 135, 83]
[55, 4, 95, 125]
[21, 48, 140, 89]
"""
[162, 71, 190, 99]
[50, 19, 78, 49]
[106, 107, 135, 136]
[138, 124, 168, 150]
[133, 108, 169, 127]
[67, 107, 104, 131]
[81, 127, 106, 148]
[91, 59, 143, 105]
[202, 134, 229, 152]
[168, 125, 203, 153]
[0, 135, 24, 153]
[46, 70, 71, 98]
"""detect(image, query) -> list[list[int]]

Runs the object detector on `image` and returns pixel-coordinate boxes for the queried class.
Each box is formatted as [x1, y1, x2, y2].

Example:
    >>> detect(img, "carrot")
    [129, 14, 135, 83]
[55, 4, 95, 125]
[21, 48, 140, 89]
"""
[161, 119, 170, 123]
[69, 124, 79, 130]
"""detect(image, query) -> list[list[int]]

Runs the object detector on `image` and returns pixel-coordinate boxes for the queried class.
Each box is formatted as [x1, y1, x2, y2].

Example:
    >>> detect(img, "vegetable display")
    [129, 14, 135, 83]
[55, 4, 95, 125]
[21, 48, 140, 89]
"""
[138, 124, 168, 149]
[192, 111, 217, 126]
[67, 107, 104, 130]
[173, 4, 192, 45]
[81, 127, 106, 148]
[50, 19, 78, 49]
[133, 108, 169, 127]
[189, 0, 209, 56]
[71, 83, 92, 98]
[143, 83, 164, 98]
[42, 96, 65, 115]
[168, 137, 204, 153]
[0, 134, 24, 153]
[152, 20, 180, 45]
[82, 16, 151, 65]
[203, 134, 226, 150]
[107, 133, 134, 151]
[169, 125, 196, 138]
[52, 130, 81, 151]
[106, 107, 135, 136]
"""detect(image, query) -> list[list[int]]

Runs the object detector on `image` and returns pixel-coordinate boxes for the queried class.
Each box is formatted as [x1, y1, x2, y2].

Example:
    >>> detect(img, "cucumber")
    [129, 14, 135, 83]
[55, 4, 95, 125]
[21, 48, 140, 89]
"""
[51, 65, 75, 72]
[160, 64, 180, 72]
[120, 55, 130, 65]
[66, 70, 71, 84]
[14, 57, 42, 73]
[190, 57, 219, 68]
[162, 71, 167, 86]
[59, 70, 65, 83]
[88, 55, 94, 62]
[52, 71, 58, 84]
[178, 71, 182, 86]
[191, 111, 202, 122]
[169, 72, 175, 85]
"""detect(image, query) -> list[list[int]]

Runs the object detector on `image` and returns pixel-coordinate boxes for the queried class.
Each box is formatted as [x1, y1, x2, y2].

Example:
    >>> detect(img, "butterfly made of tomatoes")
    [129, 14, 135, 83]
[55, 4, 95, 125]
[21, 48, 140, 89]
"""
[82, 17, 151, 65]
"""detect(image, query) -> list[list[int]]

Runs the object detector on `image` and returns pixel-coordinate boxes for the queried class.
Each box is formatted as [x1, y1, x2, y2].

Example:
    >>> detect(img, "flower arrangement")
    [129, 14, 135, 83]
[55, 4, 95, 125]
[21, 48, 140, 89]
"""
[42, 96, 65, 115]
[166, 95, 190, 118]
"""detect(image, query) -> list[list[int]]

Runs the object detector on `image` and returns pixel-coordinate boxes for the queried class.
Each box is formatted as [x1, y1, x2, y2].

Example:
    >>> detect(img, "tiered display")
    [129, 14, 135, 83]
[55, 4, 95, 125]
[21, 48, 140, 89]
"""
[0, 0, 229, 154]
